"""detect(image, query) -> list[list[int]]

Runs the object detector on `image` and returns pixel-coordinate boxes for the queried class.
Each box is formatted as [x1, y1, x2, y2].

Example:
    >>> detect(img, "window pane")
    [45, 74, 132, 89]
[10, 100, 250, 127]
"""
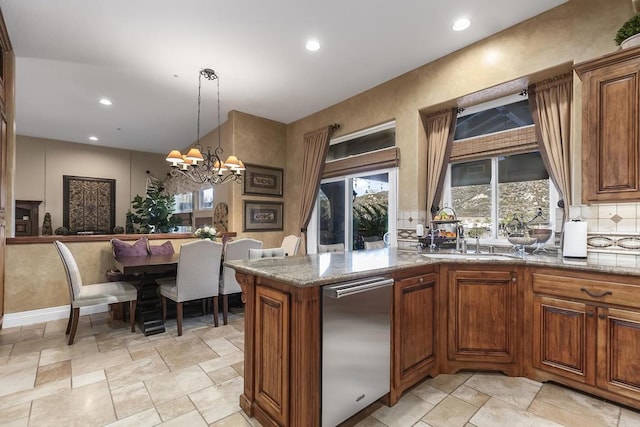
[174, 193, 193, 213]
[327, 128, 395, 161]
[451, 159, 491, 187]
[353, 173, 389, 250]
[451, 183, 492, 239]
[497, 152, 550, 237]
[319, 182, 346, 246]
[199, 188, 214, 210]
[498, 152, 549, 183]
[455, 99, 533, 140]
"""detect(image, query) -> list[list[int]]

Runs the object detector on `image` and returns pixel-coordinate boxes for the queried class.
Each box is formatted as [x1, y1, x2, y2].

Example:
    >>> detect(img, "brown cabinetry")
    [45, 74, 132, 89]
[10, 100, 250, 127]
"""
[391, 269, 438, 404]
[254, 285, 290, 426]
[444, 267, 521, 375]
[575, 47, 640, 203]
[14, 200, 41, 236]
[530, 270, 640, 407]
[532, 295, 596, 384]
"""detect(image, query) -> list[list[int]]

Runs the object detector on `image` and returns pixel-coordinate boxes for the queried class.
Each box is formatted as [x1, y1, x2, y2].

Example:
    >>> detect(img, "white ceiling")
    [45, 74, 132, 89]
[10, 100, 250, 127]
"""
[0, 0, 566, 154]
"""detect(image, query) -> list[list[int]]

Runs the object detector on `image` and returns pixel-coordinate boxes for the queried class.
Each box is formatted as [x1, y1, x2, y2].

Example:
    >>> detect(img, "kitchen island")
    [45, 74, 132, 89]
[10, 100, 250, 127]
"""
[226, 248, 640, 426]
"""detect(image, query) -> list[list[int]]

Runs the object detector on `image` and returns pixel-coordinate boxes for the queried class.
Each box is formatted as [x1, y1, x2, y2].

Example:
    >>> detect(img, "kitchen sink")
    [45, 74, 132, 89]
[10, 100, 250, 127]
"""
[421, 252, 521, 261]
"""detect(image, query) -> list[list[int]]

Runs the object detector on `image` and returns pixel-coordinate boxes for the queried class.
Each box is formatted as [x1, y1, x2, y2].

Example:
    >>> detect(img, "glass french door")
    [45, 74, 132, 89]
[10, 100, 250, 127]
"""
[308, 168, 397, 253]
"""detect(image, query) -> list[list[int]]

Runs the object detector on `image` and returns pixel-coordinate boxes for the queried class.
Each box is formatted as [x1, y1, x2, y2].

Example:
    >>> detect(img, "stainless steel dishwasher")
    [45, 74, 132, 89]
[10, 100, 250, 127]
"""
[322, 276, 393, 427]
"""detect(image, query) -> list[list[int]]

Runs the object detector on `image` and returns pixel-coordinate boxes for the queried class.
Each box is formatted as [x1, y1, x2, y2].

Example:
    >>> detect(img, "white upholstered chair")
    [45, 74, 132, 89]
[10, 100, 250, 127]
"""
[280, 234, 301, 256]
[157, 239, 223, 335]
[54, 241, 138, 345]
[364, 240, 386, 250]
[248, 247, 286, 259]
[318, 243, 345, 253]
[221, 238, 262, 324]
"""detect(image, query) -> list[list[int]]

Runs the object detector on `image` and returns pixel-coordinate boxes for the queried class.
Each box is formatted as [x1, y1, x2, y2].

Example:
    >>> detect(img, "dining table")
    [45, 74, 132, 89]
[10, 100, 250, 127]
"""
[113, 253, 179, 336]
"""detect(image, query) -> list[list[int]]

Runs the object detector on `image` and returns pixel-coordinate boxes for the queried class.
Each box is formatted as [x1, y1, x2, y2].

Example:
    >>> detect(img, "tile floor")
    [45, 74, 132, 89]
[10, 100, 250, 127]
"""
[1, 310, 640, 427]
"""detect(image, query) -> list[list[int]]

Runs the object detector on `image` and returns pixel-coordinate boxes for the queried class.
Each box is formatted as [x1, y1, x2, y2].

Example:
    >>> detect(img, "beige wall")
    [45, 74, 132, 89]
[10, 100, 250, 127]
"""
[15, 135, 168, 236]
[284, 0, 633, 246]
[227, 110, 288, 249]
[5, 237, 197, 313]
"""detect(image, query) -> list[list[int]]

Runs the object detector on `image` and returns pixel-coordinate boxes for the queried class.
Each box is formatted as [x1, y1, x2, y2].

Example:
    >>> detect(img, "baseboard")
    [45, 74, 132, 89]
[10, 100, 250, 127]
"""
[3, 304, 109, 329]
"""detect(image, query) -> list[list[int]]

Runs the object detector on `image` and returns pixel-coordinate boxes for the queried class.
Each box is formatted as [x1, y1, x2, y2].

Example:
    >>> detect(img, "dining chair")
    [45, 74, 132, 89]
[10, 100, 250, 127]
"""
[221, 238, 262, 325]
[318, 243, 345, 253]
[248, 247, 286, 259]
[280, 234, 301, 256]
[54, 241, 138, 345]
[364, 240, 386, 250]
[157, 239, 223, 335]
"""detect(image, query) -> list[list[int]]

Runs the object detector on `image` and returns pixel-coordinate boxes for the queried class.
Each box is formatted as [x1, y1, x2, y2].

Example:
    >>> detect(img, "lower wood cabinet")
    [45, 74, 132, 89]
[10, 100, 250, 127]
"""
[447, 268, 518, 367]
[530, 270, 640, 407]
[532, 295, 596, 384]
[596, 307, 640, 400]
[254, 285, 290, 427]
[392, 270, 437, 403]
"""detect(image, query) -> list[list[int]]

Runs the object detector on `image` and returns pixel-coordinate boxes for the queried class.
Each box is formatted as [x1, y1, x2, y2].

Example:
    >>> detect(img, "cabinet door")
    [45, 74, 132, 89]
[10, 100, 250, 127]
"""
[254, 285, 290, 426]
[393, 273, 437, 392]
[448, 269, 516, 363]
[582, 56, 640, 202]
[532, 296, 596, 384]
[597, 307, 640, 400]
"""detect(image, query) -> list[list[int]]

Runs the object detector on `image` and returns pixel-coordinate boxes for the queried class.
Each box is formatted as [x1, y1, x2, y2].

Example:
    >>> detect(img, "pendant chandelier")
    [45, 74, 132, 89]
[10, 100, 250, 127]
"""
[166, 68, 244, 185]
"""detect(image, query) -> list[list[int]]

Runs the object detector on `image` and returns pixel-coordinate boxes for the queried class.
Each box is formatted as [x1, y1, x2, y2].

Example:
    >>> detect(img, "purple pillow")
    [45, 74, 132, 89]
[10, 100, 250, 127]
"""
[148, 240, 174, 255]
[111, 237, 149, 258]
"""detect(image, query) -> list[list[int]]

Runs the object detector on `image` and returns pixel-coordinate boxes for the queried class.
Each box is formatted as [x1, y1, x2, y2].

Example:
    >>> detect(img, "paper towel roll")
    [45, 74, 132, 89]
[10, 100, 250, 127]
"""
[563, 221, 587, 258]
[416, 224, 424, 237]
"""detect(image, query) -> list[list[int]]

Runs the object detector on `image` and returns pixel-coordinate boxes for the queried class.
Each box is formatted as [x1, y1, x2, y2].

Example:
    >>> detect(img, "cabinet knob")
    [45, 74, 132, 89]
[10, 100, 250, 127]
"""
[599, 313, 606, 320]
[419, 277, 423, 283]
[587, 312, 594, 318]
[512, 277, 517, 282]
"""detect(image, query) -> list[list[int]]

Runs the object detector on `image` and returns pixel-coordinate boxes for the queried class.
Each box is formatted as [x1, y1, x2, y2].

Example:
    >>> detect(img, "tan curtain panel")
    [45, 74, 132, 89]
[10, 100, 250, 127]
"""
[528, 73, 572, 221]
[323, 147, 400, 179]
[423, 108, 457, 217]
[298, 125, 338, 234]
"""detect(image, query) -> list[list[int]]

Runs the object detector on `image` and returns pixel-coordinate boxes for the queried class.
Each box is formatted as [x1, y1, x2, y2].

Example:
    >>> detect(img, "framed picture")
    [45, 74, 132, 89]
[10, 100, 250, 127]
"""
[243, 201, 284, 231]
[243, 164, 283, 196]
[63, 175, 116, 233]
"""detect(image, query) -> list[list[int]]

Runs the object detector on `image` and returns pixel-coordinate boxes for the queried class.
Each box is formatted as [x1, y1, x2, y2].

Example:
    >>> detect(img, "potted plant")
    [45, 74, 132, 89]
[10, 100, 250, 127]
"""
[128, 179, 182, 233]
[615, 14, 640, 49]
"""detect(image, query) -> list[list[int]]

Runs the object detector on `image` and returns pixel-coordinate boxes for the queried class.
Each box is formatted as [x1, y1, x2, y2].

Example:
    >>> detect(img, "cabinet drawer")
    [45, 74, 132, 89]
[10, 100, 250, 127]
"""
[532, 273, 640, 309]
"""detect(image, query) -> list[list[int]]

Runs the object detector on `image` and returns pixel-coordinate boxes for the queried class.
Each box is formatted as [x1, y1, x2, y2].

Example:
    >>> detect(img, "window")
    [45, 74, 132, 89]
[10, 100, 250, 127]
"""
[307, 122, 398, 253]
[445, 152, 557, 240]
[198, 188, 214, 210]
[442, 93, 558, 242]
[171, 188, 215, 233]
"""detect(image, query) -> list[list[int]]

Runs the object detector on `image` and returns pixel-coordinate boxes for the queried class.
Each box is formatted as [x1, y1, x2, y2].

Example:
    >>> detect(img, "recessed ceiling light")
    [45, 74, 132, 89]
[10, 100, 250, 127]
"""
[452, 18, 471, 32]
[306, 39, 320, 52]
[89, 136, 99, 141]
[99, 98, 112, 106]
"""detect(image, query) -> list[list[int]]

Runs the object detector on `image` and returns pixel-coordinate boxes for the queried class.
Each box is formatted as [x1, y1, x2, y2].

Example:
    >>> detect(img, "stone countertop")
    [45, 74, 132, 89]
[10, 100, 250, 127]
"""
[224, 247, 640, 288]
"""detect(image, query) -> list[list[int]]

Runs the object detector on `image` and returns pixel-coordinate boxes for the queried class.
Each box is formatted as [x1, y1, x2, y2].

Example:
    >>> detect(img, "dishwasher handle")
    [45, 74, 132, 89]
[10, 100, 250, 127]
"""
[324, 277, 393, 299]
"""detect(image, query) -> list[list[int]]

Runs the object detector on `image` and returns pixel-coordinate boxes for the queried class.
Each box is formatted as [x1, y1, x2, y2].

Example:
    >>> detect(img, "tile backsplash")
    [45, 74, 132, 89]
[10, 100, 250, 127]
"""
[397, 210, 427, 251]
[397, 204, 640, 256]
[567, 202, 640, 256]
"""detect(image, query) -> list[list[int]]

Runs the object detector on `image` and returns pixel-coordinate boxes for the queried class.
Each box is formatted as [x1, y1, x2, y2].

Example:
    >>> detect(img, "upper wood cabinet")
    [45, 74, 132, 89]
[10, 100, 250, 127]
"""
[575, 47, 640, 203]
